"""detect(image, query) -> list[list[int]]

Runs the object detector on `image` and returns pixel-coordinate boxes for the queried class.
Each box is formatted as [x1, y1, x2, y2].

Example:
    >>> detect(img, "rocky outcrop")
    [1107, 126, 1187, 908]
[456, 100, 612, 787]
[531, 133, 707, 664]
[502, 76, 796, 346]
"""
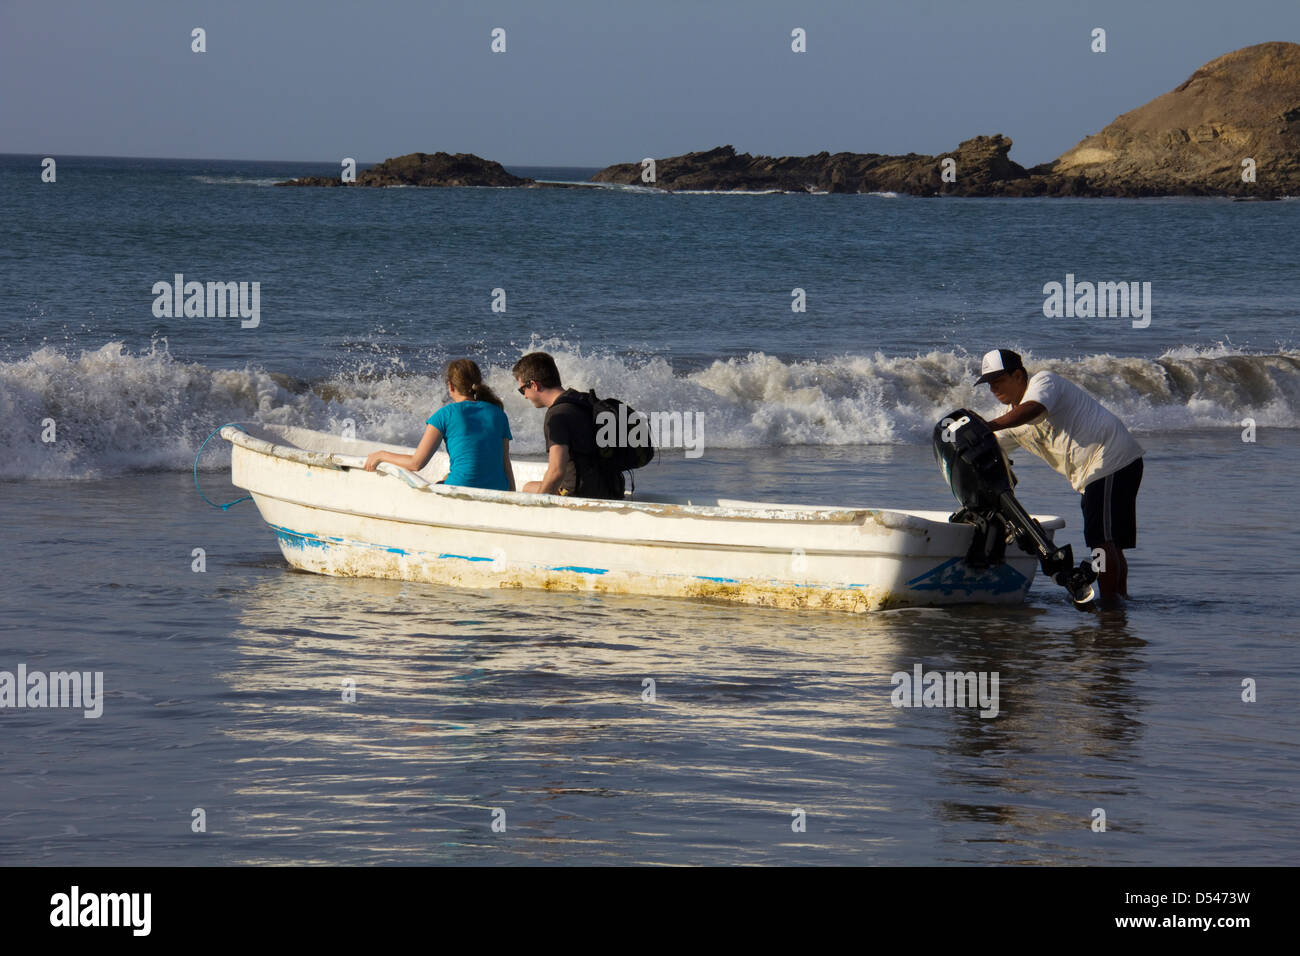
[276, 152, 534, 187]
[591, 43, 1300, 197]
[589, 136, 1029, 195]
[1049, 41, 1300, 196]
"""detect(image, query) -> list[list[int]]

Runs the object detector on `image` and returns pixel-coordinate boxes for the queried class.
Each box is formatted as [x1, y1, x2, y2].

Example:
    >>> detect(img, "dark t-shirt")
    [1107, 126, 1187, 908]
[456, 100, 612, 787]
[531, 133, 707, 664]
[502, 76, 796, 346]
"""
[543, 391, 600, 495]
[542, 390, 633, 498]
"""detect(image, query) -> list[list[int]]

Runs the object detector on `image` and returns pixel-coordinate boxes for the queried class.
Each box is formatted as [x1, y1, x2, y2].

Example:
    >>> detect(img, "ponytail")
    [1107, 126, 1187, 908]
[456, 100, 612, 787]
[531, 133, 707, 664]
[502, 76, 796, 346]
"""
[446, 358, 504, 409]
[473, 382, 504, 409]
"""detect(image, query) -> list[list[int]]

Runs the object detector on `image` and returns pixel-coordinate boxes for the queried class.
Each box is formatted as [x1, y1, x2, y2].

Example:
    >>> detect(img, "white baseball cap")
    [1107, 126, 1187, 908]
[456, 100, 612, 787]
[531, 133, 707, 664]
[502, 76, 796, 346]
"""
[975, 348, 1025, 385]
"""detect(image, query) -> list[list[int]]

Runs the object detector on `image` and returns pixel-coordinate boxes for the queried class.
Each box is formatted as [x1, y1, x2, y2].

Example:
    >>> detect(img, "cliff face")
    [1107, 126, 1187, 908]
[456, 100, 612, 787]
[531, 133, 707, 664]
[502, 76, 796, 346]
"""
[1052, 41, 1300, 195]
[277, 152, 533, 187]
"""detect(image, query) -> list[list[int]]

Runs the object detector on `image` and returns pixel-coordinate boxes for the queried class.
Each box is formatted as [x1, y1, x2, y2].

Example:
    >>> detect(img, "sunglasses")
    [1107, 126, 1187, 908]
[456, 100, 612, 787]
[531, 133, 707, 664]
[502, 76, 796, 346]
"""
[517, 381, 533, 396]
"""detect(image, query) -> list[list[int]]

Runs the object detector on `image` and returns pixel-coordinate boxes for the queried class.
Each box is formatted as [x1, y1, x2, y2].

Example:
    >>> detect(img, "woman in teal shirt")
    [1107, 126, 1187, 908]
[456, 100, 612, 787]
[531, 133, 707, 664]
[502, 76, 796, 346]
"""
[364, 359, 515, 491]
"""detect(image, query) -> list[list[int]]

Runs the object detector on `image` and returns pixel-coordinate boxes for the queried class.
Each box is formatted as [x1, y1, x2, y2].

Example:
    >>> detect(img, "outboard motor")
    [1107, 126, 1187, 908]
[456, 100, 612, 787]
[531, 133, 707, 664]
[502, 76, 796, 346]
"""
[933, 409, 1097, 607]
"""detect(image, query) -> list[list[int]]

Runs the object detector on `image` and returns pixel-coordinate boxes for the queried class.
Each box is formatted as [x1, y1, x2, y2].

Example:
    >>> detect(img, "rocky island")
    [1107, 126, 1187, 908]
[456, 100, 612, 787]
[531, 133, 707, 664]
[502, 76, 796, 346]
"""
[276, 151, 536, 188]
[590, 135, 1031, 195]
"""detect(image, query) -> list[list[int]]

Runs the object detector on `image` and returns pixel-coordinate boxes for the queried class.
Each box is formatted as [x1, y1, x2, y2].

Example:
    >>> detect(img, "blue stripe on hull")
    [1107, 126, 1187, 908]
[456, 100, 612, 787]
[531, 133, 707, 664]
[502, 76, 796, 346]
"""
[270, 522, 618, 577]
[906, 557, 1029, 595]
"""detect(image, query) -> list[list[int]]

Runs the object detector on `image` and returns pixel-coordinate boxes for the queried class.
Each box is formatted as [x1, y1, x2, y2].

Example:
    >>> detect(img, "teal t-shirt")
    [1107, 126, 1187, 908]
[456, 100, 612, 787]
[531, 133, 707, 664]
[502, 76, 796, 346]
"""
[427, 400, 513, 491]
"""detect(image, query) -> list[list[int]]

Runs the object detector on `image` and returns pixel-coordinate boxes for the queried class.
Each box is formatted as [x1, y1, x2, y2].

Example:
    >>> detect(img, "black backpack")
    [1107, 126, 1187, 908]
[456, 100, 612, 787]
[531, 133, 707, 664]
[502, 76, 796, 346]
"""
[587, 391, 655, 472]
[554, 389, 655, 495]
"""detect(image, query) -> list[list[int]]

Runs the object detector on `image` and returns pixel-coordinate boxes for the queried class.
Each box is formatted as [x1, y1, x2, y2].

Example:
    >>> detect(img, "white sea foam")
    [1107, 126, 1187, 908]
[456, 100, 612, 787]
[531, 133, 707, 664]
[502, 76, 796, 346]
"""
[592, 183, 665, 194]
[2, 340, 1297, 479]
[1157, 342, 1250, 360]
[673, 189, 787, 195]
[187, 175, 282, 187]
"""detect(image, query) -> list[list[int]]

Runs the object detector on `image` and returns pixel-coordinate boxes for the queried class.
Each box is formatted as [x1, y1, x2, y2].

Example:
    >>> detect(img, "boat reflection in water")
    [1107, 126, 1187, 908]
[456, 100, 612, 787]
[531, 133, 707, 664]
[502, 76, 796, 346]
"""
[211, 567, 1144, 864]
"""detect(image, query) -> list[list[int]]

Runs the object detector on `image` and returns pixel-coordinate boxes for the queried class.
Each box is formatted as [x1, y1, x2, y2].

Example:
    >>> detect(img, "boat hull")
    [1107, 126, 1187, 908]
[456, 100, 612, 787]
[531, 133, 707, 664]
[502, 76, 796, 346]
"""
[224, 425, 1059, 612]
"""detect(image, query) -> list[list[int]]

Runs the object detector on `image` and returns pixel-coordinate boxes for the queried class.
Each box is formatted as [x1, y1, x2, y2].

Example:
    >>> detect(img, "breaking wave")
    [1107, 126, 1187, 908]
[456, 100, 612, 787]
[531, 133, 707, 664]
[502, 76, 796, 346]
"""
[2, 340, 1296, 479]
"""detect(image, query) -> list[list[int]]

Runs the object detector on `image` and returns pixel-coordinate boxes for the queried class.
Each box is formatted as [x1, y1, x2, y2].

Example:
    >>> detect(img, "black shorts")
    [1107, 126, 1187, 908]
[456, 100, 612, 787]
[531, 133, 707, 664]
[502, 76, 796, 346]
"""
[1081, 457, 1143, 550]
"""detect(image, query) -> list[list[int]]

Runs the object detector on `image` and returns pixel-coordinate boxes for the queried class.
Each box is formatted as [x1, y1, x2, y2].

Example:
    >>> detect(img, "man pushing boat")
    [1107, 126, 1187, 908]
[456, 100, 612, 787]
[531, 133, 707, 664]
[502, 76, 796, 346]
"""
[975, 349, 1144, 601]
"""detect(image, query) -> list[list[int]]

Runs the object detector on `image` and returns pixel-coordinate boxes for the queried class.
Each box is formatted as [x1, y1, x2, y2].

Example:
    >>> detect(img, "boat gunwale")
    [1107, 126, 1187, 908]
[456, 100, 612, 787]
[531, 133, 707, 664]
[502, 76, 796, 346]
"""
[221, 425, 1066, 532]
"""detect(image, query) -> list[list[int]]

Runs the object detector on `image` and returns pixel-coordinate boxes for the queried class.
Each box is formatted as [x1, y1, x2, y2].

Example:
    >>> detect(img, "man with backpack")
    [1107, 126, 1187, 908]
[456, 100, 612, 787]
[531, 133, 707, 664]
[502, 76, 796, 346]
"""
[512, 351, 626, 499]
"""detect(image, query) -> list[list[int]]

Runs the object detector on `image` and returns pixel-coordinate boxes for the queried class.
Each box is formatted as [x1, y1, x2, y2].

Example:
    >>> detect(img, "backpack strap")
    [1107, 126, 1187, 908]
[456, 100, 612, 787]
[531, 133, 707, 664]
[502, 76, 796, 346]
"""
[551, 389, 592, 411]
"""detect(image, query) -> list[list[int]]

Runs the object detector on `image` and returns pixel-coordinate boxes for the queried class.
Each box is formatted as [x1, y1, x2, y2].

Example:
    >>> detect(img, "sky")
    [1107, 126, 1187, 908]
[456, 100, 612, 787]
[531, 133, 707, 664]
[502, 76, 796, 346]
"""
[2, 0, 1298, 168]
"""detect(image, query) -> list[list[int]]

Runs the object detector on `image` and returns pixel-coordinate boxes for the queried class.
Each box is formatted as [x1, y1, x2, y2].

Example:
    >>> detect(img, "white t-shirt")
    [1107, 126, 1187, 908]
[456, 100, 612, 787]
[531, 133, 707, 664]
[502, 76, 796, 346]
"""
[995, 371, 1144, 492]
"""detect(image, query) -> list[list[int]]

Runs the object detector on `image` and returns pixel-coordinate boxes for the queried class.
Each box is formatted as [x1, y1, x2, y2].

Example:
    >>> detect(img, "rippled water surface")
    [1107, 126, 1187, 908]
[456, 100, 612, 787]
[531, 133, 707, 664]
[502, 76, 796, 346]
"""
[3, 436, 1296, 865]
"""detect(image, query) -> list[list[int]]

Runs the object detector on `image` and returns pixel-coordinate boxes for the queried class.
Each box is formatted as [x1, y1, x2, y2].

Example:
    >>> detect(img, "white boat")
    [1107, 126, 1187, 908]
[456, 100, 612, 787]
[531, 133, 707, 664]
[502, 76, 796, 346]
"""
[220, 423, 1064, 612]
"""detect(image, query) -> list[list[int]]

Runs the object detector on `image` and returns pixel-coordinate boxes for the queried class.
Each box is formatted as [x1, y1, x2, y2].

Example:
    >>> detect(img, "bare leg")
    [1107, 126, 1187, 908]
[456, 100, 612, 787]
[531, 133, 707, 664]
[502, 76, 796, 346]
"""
[1115, 547, 1129, 598]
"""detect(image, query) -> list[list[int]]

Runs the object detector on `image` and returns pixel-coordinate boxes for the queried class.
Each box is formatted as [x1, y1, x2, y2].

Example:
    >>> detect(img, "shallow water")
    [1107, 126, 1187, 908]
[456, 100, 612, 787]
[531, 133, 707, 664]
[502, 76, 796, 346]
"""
[3, 433, 1295, 865]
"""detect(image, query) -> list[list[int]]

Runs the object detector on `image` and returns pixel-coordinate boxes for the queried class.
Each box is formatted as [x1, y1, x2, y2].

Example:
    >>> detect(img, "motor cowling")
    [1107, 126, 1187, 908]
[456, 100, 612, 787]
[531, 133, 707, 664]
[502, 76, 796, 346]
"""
[932, 409, 1014, 512]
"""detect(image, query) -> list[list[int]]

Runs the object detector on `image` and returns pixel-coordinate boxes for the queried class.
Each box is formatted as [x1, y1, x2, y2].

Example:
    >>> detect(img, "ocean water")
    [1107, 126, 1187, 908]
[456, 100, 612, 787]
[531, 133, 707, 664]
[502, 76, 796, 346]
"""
[1, 154, 1297, 865]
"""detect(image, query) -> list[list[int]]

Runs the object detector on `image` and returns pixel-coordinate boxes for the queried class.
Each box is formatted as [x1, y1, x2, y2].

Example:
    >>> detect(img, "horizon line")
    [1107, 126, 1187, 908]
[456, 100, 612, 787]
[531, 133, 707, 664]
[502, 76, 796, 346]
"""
[0, 151, 608, 169]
